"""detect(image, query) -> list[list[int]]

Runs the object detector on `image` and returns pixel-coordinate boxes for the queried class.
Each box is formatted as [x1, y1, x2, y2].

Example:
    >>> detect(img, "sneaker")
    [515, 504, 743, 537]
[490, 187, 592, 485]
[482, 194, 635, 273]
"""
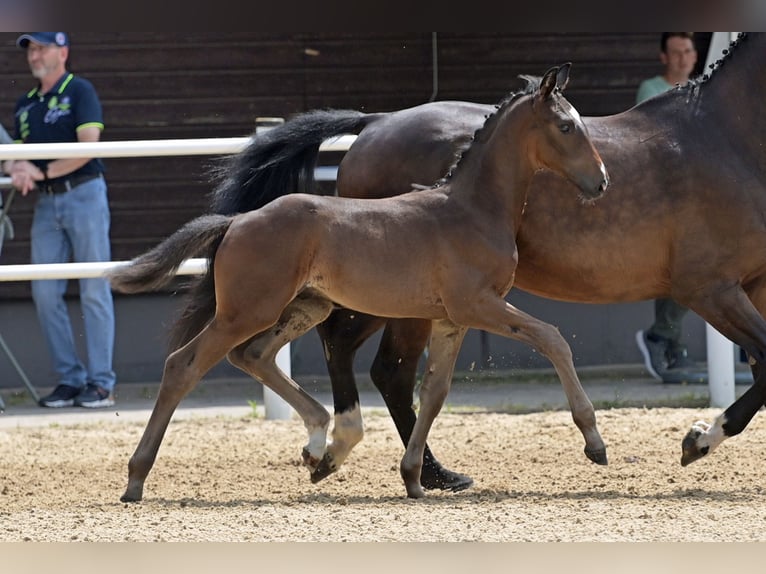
[635, 330, 667, 381]
[38, 384, 81, 408]
[666, 342, 696, 370]
[73, 383, 115, 408]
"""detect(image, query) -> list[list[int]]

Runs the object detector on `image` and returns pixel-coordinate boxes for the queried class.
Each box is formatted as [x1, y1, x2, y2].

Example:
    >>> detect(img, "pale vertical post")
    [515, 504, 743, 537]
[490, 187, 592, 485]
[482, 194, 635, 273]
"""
[256, 118, 293, 420]
[706, 323, 735, 408]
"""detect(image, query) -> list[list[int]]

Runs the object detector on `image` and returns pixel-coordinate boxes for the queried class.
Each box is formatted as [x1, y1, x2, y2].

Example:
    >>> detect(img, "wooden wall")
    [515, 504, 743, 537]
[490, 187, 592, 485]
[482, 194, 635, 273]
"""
[0, 33, 711, 299]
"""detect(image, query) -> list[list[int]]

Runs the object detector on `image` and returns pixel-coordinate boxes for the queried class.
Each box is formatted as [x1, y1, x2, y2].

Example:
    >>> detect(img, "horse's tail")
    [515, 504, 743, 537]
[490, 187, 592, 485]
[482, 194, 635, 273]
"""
[210, 108, 381, 215]
[108, 214, 233, 294]
[108, 214, 234, 351]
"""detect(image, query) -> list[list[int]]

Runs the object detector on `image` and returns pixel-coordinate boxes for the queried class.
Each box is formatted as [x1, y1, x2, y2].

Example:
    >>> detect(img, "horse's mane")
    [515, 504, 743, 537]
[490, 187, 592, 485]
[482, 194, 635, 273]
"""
[432, 75, 541, 188]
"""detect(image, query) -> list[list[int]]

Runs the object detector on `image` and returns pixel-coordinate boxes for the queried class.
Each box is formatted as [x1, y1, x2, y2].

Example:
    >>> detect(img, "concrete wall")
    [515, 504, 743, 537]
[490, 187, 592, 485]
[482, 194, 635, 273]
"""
[0, 290, 710, 391]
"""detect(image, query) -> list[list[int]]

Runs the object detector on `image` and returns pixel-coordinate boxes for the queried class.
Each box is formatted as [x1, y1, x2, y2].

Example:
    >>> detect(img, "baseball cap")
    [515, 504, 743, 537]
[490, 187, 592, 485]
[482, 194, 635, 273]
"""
[16, 32, 69, 49]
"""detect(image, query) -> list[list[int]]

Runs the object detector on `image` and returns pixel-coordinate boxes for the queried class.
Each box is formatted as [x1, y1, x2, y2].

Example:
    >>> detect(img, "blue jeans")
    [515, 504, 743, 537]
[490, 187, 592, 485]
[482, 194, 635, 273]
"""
[31, 175, 116, 392]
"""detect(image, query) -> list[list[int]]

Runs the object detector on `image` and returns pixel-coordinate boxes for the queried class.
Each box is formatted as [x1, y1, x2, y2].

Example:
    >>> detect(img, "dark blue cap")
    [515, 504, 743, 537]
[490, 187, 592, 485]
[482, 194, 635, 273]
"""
[16, 33, 69, 49]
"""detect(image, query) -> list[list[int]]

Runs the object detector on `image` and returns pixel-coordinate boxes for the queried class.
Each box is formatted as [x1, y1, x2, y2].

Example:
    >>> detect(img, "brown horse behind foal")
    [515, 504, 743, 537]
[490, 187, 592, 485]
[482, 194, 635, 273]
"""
[211, 33, 766, 477]
[109, 64, 609, 500]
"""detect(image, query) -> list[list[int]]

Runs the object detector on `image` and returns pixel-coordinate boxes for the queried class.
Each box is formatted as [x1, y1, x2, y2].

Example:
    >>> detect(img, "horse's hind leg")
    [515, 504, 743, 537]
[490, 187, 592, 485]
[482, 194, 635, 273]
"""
[227, 293, 335, 475]
[315, 309, 387, 480]
[400, 319, 467, 498]
[371, 318, 473, 491]
[121, 320, 243, 502]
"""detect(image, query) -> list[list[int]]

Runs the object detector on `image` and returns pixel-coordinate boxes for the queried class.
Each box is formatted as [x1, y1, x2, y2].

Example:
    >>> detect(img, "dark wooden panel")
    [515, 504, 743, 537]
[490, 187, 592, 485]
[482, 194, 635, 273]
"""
[3, 32, 707, 301]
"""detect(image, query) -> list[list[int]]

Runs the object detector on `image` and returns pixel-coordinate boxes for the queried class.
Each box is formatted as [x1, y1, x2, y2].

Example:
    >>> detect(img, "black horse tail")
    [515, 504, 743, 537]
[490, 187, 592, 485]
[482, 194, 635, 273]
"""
[209, 108, 382, 215]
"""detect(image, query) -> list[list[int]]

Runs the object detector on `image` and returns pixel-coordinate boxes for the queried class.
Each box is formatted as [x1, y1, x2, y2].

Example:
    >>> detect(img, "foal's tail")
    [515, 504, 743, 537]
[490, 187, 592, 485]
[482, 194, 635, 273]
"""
[209, 108, 382, 215]
[108, 214, 234, 351]
[108, 214, 232, 294]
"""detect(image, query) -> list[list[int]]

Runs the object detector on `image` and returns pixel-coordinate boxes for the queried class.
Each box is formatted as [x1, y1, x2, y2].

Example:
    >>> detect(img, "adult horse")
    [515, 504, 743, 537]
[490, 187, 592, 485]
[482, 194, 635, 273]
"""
[109, 64, 609, 501]
[210, 33, 766, 472]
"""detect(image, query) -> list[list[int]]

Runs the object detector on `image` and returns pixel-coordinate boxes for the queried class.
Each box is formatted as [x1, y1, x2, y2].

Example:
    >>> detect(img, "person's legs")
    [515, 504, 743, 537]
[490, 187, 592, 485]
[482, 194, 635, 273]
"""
[59, 177, 116, 399]
[31, 194, 88, 393]
[648, 298, 694, 369]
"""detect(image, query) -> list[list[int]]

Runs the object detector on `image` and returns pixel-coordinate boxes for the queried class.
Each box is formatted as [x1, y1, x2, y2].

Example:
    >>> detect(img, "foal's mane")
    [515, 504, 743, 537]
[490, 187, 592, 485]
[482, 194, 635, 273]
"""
[432, 76, 541, 188]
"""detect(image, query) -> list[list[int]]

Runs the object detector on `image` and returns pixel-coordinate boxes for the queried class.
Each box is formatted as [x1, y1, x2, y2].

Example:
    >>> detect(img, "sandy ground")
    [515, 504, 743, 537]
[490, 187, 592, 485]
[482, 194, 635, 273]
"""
[3, 404, 766, 543]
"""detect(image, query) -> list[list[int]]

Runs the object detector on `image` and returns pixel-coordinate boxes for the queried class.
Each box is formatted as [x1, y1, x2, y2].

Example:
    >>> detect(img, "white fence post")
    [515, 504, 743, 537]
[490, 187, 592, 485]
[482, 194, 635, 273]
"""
[254, 118, 293, 420]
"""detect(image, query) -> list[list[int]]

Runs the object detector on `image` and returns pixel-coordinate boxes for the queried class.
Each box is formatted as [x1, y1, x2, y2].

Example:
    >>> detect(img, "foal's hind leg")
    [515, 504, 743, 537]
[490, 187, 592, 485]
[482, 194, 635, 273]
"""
[121, 319, 247, 502]
[227, 294, 336, 474]
[371, 318, 473, 491]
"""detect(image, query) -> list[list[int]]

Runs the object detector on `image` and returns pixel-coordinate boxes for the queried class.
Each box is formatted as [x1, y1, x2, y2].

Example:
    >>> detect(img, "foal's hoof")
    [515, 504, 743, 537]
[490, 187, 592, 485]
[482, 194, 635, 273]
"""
[420, 464, 474, 492]
[119, 490, 142, 503]
[301, 446, 322, 472]
[310, 453, 338, 484]
[585, 447, 608, 465]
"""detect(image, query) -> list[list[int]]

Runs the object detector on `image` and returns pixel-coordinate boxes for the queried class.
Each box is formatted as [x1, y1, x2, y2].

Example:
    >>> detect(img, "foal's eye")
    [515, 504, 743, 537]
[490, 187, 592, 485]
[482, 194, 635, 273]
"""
[559, 123, 572, 134]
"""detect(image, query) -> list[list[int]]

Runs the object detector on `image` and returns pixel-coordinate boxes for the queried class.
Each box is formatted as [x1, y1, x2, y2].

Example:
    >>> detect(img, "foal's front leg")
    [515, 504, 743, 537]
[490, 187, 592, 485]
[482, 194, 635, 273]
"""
[455, 296, 607, 465]
[400, 319, 467, 498]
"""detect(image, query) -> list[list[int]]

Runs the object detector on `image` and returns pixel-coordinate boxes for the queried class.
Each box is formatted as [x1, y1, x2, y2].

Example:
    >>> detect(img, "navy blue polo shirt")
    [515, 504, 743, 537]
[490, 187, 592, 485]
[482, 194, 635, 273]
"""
[13, 72, 105, 178]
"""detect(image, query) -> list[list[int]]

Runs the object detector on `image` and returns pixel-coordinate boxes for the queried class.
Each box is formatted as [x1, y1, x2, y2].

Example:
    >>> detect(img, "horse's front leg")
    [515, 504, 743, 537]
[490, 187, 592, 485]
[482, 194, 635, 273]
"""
[400, 319, 466, 498]
[227, 294, 336, 476]
[122, 321, 238, 502]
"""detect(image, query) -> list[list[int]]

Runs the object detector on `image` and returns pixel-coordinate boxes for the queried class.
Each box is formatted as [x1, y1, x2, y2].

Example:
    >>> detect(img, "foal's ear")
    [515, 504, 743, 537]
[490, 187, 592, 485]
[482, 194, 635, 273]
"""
[539, 66, 559, 100]
[555, 62, 571, 92]
[539, 63, 572, 101]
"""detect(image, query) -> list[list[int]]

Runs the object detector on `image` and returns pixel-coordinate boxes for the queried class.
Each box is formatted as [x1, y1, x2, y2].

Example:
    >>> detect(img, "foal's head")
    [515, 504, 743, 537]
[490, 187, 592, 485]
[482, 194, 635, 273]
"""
[529, 63, 609, 200]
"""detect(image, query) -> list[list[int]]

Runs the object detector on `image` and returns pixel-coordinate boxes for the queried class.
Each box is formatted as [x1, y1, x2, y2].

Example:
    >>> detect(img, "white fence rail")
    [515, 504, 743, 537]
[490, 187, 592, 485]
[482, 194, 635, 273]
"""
[0, 135, 356, 418]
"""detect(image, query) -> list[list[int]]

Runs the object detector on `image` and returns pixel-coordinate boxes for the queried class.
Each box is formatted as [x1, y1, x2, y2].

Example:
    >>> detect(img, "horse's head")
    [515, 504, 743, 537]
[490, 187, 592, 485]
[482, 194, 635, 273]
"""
[531, 63, 609, 200]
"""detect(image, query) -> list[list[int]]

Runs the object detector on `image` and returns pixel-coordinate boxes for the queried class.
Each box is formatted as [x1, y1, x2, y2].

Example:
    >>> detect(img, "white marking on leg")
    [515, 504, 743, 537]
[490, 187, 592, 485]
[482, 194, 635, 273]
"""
[303, 422, 330, 470]
[325, 407, 365, 470]
[693, 413, 728, 454]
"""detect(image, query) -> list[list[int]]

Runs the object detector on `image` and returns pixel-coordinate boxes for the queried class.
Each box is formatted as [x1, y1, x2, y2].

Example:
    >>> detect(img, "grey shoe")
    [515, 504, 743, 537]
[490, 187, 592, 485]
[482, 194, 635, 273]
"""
[666, 342, 696, 370]
[38, 384, 81, 408]
[635, 330, 667, 381]
[73, 383, 115, 408]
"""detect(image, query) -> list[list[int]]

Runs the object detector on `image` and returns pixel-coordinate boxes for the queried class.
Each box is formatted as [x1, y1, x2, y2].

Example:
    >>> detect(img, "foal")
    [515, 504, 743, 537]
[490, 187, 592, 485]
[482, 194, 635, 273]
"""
[110, 63, 609, 500]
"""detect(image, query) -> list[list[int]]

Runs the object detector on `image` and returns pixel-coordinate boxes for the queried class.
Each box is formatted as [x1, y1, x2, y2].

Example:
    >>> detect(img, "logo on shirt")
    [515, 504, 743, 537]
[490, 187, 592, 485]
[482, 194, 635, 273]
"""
[44, 95, 72, 124]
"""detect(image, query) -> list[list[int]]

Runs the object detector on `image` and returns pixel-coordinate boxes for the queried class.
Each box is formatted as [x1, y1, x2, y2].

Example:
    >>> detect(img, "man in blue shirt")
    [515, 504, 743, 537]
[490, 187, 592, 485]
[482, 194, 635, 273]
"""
[634, 33, 700, 384]
[2, 32, 116, 408]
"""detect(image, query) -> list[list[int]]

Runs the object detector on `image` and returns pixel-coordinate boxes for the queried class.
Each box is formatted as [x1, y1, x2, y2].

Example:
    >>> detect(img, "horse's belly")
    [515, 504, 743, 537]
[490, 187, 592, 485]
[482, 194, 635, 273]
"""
[514, 264, 659, 304]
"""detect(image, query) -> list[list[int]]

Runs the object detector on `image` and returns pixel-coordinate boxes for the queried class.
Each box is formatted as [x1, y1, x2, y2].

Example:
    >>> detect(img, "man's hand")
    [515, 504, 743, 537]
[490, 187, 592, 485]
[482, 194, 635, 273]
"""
[9, 160, 44, 196]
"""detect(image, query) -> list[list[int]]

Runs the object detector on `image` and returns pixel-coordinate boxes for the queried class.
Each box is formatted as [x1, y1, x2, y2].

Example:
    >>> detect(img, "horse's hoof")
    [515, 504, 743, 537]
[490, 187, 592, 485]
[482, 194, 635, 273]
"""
[310, 453, 338, 484]
[420, 466, 474, 492]
[585, 447, 608, 465]
[120, 483, 143, 503]
[120, 491, 142, 503]
[681, 429, 710, 467]
[405, 483, 426, 499]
